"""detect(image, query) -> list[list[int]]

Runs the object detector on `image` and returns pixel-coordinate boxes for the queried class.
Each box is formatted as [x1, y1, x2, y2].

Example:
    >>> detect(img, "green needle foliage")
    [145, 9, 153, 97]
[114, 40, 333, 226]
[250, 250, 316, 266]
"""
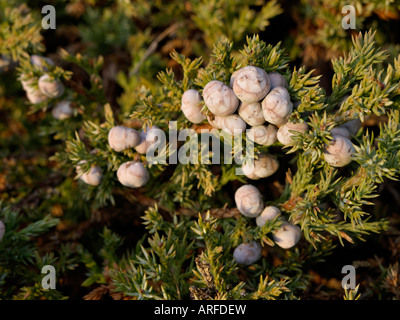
[0, 203, 68, 299]
[2, 0, 400, 301]
[60, 31, 399, 299]
[0, 2, 44, 61]
[290, 0, 400, 66]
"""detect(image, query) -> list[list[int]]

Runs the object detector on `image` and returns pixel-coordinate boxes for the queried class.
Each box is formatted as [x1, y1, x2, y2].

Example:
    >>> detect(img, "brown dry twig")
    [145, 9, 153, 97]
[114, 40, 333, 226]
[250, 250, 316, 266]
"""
[130, 23, 183, 77]
[116, 188, 239, 219]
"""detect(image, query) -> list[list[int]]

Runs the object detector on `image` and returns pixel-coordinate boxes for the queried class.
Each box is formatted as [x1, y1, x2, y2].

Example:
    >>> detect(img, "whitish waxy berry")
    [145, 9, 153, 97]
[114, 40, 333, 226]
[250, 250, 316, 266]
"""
[233, 241, 262, 265]
[0, 220, 5, 242]
[52, 101, 74, 120]
[181, 89, 206, 124]
[261, 86, 293, 126]
[330, 118, 361, 139]
[341, 118, 362, 136]
[232, 66, 270, 103]
[273, 222, 301, 249]
[247, 124, 277, 146]
[108, 126, 141, 152]
[135, 126, 160, 154]
[26, 89, 48, 104]
[221, 114, 247, 136]
[277, 121, 309, 145]
[135, 130, 150, 154]
[330, 126, 350, 138]
[207, 115, 225, 129]
[324, 135, 355, 167]
[268, 72, 287, 89]
[117, 161, 149, 188]
[203, 80, 239, 116]
[38, 74, 65, 98]
[242, 154, 279, 180]
[256, 206, 281, 227]
[238, 101, 265, 126]
[76, 162, 103, 186]
[20, 74, 49, 104]
[20, 76, 36, 92]
[229, 69, 240, 87]
[234, 184, 264, 218]
[30, 55, 54, 70]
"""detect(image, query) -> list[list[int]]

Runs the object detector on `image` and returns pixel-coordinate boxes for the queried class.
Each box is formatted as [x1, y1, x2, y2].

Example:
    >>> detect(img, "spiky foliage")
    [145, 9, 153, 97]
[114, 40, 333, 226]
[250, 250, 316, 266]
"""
[2, 0, 400, 301]
[59, 31, 400, 299]
[290, 0, 400, 66]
